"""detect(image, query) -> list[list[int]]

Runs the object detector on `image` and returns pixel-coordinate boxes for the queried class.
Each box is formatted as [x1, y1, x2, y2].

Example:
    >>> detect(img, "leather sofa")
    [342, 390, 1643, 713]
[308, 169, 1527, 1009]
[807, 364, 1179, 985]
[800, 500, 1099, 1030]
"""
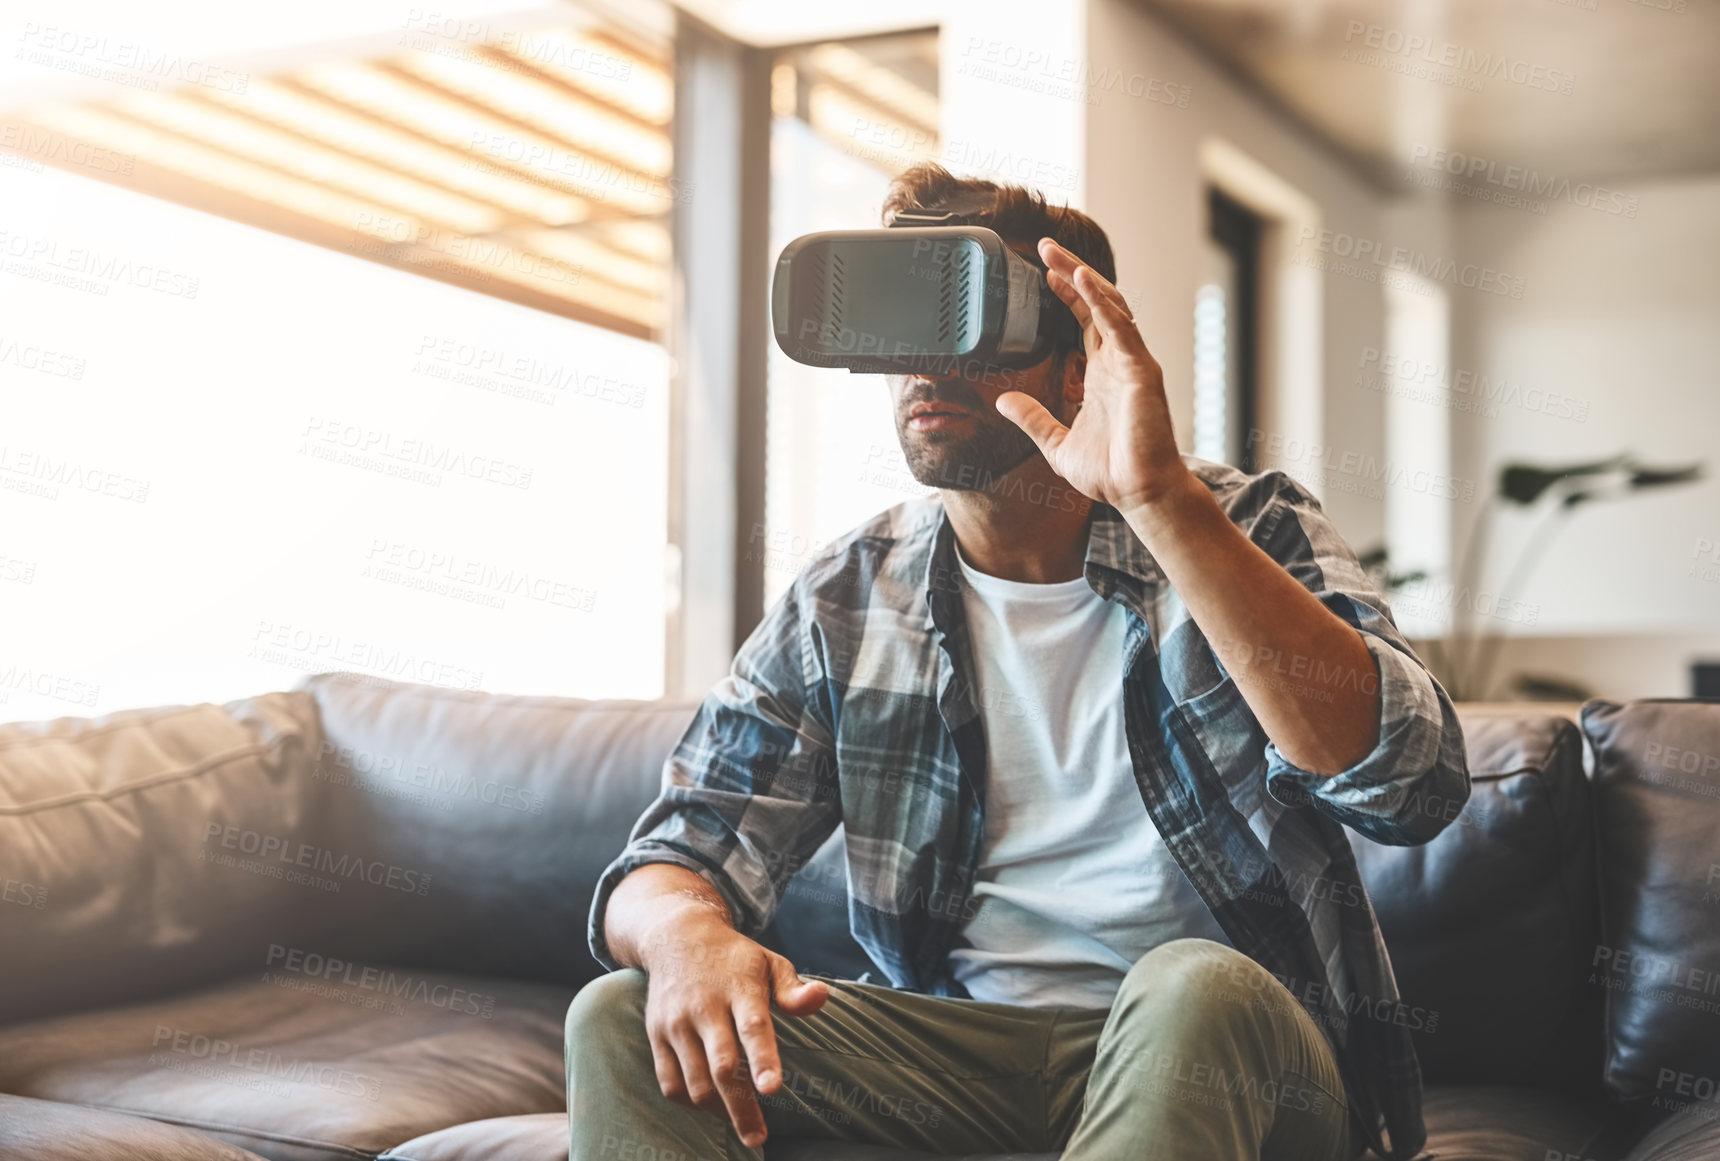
[1, 672, 1717, 1161]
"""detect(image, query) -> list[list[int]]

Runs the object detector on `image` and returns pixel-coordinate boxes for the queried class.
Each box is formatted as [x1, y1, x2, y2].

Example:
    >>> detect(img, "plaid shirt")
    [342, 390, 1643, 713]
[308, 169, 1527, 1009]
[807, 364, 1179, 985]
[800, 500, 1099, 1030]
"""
[590, 459, 1468, 1161]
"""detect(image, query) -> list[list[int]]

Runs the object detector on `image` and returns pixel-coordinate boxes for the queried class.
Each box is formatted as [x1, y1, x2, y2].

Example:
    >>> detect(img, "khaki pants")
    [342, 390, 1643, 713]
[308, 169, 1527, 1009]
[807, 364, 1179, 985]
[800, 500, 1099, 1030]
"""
[567, 938, 1366, 1161]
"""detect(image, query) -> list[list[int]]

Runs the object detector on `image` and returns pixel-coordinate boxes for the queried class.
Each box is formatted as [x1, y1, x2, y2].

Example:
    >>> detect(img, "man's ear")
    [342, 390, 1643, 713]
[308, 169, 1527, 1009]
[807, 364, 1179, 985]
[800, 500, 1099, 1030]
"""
[1062, 349, 1087, 414]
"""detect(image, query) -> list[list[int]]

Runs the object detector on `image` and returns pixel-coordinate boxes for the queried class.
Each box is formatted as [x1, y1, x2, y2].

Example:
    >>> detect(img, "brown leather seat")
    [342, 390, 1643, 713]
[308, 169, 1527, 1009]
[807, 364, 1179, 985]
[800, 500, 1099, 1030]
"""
[0, 969, 572, 1161]
[374, 1084, 1614, 1161]
[4, 677, 1718, 1160]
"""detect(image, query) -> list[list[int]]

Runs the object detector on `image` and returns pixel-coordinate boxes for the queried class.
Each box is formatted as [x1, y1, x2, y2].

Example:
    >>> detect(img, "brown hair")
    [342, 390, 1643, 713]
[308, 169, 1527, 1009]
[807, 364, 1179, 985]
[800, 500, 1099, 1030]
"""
[880, 162, 1116, 285]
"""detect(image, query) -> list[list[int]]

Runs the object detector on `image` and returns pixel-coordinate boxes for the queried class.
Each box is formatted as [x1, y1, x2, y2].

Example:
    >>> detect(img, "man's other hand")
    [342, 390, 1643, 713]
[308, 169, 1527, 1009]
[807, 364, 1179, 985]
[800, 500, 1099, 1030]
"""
[640, 915, 829, 1149]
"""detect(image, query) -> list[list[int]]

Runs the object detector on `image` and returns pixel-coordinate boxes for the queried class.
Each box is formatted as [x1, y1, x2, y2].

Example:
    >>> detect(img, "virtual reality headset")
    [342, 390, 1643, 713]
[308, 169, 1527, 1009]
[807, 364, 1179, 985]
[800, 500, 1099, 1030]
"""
[770, 208, 1084, 375]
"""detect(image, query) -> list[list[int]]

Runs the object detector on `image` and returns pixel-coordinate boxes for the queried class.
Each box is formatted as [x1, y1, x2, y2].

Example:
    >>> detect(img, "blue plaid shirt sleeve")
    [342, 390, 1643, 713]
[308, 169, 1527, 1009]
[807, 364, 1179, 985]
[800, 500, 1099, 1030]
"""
[587, 579, 843, 970]
[1249, 473, 1470, 846]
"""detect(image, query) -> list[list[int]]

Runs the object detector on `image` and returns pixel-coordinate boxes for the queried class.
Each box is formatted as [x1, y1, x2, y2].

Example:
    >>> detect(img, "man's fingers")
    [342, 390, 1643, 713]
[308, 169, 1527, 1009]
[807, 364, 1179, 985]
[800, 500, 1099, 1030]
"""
[1044, 267, 1093, 331]
[666, 1025, 722, 1114]
[1040, 237, 1134, 320]
[995, 391, 1069, 462]
[649, 1027, 689, 1104]
[732, 992, 782, 1094]
[1073, 265, 1140, 353]
[769, 955, 829, 1018]
[698, 1021, 767, 1148]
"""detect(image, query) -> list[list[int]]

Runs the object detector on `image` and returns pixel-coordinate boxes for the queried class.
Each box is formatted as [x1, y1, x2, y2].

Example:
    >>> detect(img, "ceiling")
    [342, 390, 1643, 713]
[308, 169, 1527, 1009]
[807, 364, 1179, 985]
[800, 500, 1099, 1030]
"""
[1136, 0, 1720, 188]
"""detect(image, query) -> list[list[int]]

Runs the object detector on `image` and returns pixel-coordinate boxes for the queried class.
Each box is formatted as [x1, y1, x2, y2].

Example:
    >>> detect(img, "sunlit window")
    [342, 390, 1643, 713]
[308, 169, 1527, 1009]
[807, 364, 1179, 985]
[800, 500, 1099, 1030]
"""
[1192, 282, 1228, 463]
[762, 32, 941, 610]
[0, 4, 673, 720]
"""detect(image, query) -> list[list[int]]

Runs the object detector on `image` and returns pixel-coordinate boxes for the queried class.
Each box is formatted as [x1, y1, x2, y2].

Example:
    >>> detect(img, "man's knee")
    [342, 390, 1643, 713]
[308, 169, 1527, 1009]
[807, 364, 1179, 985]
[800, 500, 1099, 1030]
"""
[1114, 939, 1284, 1034]
[567, 967, 650, 1059]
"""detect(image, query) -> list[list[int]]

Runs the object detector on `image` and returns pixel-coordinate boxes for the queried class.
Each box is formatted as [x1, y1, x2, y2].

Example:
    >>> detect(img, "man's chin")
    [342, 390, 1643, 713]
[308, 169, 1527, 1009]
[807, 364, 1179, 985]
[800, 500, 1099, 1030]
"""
[901, 443, 1036, 493]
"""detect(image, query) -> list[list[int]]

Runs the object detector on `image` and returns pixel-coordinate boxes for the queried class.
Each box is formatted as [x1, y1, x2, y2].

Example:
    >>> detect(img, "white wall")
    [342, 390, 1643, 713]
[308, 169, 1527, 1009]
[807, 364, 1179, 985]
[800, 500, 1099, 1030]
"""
[1072, 3, 1717, 699]
[1449, 172, 1720, 639]
[1081, 0, 1392, 546]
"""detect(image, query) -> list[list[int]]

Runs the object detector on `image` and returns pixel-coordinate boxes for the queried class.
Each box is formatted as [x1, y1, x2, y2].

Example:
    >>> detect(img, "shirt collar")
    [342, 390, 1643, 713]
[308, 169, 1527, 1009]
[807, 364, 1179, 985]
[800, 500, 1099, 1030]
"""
[919, 499, 1163, 632]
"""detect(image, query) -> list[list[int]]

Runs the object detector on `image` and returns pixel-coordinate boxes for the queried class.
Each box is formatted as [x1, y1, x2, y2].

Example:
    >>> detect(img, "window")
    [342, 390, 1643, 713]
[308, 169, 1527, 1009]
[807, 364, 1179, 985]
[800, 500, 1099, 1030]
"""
[761, 31, 940, 610]
[0, 4, 675, 720]
[1193, 186, 1262, 470]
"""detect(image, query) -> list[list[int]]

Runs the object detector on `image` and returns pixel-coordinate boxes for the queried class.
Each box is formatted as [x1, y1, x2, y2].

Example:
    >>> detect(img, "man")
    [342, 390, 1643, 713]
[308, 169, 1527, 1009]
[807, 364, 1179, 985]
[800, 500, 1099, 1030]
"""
[568, 163, 1468, 1161]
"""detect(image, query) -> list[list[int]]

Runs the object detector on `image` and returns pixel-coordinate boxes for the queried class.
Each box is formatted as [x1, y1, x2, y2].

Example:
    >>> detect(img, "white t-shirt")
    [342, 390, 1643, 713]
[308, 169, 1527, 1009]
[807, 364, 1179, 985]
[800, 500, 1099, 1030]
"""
[946, 539, 1230, 1009]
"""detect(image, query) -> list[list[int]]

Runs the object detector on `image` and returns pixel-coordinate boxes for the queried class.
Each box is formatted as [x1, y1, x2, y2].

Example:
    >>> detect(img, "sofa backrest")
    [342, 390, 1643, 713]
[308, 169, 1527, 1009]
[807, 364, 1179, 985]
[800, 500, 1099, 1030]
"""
[0, 674, 699, 1026]
[0, 691, 325, 1025]
[288, 674, 699, 986]
[1582, 698, 1720, 1118]
[1348, 709, 1602, 1093]
[5, 668, 1707, 1118]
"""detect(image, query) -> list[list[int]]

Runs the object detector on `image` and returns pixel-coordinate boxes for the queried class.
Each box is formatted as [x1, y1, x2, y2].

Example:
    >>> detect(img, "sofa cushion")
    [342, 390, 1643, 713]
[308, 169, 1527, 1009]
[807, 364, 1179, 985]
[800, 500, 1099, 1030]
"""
[0, 968, 572, 1161]
[380, 1113, 565, 1161]
[294, 675, 700, 988]
[1583, 698, 1720, 1108]
[0, 692, 332, 1026]
[0, 1092, 271, 1160]
[1620, 1104, 1720, 1161]
[1342, 709, 1601, 1091]
[375, 1111, 1057, 1161]
[371, 1086, 1611, 1161]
